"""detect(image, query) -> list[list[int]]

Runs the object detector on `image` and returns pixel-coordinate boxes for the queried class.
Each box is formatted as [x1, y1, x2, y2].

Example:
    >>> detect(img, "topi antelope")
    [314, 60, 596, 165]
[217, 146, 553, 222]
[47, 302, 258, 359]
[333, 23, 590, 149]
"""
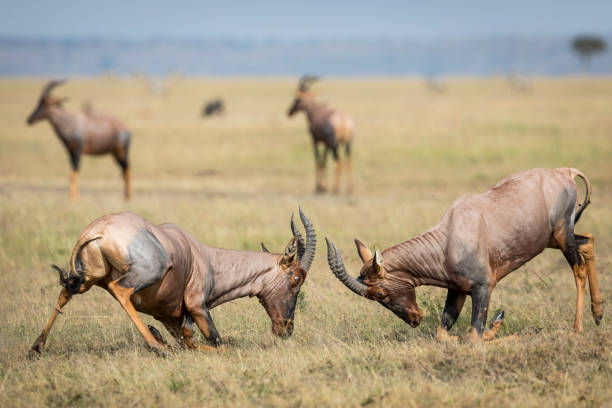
[29, 208, 316, 357]
[326, 168, 602, 343]
[287, 75, 354, 194]
[26, 80, 133, 201]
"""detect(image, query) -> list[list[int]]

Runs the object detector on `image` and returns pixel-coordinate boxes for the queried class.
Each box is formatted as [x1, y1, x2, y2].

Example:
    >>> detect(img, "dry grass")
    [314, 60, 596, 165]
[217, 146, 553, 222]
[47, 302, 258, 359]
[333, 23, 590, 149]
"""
[0, 77, 611, 407]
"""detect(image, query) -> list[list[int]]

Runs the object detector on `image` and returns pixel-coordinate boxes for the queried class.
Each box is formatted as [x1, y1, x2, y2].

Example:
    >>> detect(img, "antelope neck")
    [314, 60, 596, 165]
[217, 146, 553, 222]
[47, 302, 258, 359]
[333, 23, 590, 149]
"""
[383, 228, 449, 288]
[205, 247, 282, 308]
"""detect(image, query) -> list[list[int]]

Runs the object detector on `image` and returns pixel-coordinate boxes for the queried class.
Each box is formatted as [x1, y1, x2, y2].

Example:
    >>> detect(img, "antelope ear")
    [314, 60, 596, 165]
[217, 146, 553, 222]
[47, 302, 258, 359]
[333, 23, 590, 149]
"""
[280, 235, 298, 266]
[373, 247, 385, 279]
[261, 242, 270, 253]
[354, 239, 373, 263]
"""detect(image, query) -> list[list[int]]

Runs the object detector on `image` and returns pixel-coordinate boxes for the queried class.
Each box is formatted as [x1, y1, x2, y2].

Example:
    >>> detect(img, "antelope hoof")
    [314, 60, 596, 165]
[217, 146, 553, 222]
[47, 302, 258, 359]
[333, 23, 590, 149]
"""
[593, 308, 603, 326]
[27, 347, 42, 360]
[28, 333, 45, 358]
[595, 313, 603, 326]
[147, 325, 168, 346]
[151, 345, 170, 358]
[490, 310, 505, 327]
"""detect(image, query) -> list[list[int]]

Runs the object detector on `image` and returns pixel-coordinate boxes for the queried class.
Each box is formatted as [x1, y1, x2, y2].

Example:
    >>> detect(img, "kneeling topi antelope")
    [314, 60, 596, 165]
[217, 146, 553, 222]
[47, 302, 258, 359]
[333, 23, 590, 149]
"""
[30, 208, 316, 356]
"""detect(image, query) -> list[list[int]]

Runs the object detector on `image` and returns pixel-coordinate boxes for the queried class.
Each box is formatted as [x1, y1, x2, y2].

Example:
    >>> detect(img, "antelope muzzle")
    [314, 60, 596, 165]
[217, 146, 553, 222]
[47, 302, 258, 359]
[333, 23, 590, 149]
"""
[272, 319, 294, 337]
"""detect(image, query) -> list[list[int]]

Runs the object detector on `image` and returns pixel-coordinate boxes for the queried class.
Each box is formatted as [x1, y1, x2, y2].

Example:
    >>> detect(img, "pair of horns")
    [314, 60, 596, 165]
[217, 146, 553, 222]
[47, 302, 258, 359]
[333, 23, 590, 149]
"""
[298, 75, 319, 92]
[326, 239, 368, 297]
[41, 79, 66, 98]
[262, 207, 317, 272]
[325, 239, 385, 297]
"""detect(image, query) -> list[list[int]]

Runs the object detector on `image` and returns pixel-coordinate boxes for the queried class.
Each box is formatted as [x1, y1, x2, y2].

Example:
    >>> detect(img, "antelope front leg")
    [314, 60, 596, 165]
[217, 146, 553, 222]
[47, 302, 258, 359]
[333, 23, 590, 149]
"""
[123, 166, 132, 200]
[576, 233, 603, 325]
[68, 151, 80, 202]
[468, 285, 491, 344]
[313, 143, 327, 193]
[436, 289, 466, 342]
[106, 280, 169, 356]
[187, 306, 224, 351]
[29, 288, 71, 357]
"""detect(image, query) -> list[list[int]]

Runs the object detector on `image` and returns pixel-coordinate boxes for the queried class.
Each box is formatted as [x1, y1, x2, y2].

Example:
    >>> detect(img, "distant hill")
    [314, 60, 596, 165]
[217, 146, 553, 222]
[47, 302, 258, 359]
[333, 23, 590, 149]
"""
[1, 35, 610, 76]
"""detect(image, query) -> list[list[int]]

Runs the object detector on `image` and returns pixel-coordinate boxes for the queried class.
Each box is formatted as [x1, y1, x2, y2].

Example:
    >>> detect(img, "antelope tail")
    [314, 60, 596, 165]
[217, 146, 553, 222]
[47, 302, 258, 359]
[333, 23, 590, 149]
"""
[571, 168, 591, 224]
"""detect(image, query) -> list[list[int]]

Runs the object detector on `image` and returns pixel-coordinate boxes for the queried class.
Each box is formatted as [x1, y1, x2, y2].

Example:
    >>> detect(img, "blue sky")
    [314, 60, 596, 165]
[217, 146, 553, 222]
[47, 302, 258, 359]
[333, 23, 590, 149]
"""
[1, 1, 610, 40]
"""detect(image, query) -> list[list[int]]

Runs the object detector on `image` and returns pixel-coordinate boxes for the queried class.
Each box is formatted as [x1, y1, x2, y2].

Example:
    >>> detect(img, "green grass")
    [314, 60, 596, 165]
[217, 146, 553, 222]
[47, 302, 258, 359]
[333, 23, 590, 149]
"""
[0, 77, 611, 407]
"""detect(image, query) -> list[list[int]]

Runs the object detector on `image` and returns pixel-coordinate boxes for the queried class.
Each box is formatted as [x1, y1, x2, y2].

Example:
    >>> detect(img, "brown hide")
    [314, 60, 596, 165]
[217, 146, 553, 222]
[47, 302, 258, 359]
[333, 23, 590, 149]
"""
[30, 209, 316, 356]
[327, 168, 601, 342]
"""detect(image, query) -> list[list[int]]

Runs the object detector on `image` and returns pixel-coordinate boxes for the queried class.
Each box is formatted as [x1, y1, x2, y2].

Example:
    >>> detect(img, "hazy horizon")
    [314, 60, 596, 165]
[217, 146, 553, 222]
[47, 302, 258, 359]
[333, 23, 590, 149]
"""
[2, 1, 611, 41]
[1, 2, 610, 76]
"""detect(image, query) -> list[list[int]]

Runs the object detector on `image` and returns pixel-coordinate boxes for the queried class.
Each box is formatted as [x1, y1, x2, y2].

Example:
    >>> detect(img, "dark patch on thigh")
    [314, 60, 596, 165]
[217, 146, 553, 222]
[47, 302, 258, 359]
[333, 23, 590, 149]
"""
[118, 229, 171, 292]
[451, 249, 488, 287]
[120, 131, 131, 159]
[323, 122, 337, 149]
[69, 149, 81, 171]
[550, 188, 576, 232]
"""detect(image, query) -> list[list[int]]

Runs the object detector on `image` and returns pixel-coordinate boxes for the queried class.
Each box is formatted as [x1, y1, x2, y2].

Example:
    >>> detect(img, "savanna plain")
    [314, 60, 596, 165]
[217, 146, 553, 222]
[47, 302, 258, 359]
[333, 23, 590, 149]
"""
[0, 78, 611, 407]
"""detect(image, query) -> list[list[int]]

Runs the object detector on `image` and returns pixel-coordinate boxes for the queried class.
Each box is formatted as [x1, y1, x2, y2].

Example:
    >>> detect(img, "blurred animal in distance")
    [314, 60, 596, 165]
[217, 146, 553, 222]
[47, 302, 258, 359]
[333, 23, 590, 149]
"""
[202, 98, 225, 117]
[26, 80, 133, 201]
[287, 75, 354, 194]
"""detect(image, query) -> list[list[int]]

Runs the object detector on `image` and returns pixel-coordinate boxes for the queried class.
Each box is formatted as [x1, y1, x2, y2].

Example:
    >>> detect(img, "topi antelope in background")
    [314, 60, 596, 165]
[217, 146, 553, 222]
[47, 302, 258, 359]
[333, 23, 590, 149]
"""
[287, 75, 354, 194]
[26, 80, 133, 201]
[326, 168, 602, 343]
[29, 208, 316, 357]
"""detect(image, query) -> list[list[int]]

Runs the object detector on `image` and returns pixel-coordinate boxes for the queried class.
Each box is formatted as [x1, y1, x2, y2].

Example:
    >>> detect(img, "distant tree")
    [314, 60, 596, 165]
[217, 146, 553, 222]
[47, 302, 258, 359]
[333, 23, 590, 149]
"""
[571, 36, 607, 71]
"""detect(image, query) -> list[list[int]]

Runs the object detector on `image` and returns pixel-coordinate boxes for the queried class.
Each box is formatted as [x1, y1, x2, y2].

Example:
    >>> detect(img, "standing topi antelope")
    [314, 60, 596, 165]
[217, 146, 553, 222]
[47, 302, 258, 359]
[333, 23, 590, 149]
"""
[287, 75, 354, 194]
[26, 80, 133, 201]
[29, 208, 316, 356]
[326, 168, 602, 342]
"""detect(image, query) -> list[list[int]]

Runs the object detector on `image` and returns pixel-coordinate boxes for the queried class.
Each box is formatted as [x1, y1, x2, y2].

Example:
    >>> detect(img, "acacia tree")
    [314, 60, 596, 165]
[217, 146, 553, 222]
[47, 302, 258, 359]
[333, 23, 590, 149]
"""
[571, 36, 607, 71]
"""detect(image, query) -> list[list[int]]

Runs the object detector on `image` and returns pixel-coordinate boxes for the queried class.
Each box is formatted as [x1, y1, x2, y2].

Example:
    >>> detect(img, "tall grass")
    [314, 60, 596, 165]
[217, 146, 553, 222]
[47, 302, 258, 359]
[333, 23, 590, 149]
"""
[0, 77, 610, 407]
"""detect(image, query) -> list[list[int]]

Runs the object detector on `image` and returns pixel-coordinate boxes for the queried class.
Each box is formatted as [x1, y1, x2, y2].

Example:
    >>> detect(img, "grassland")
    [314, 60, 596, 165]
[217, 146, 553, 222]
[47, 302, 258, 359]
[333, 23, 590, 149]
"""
[0, 77, 611, 407]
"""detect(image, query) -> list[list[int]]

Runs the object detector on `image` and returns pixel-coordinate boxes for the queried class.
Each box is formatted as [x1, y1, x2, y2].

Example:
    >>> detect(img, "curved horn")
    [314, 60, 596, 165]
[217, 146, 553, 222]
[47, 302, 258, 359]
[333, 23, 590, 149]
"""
[325, 238, 367, 297]
[290, 213, 306, 260]
[297, 207, 316, 271]
[41, 79, 66, 98]
[261, 242, 270, 253]
[298, 75, 319, 92]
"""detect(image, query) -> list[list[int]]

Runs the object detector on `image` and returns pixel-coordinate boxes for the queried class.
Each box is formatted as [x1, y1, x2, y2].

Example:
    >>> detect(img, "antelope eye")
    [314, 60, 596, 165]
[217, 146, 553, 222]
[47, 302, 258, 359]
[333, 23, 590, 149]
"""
[377, 290, 386, 299]
[294, 276, 301, 283]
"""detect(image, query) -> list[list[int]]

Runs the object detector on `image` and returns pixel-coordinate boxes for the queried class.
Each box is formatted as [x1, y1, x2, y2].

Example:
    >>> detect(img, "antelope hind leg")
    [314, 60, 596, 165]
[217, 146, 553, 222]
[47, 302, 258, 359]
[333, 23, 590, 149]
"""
[482, 310, 505, 341]
[576, 233, 603, 325]
[107, 280, 169, 356]
[69, 170, 79, 202]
